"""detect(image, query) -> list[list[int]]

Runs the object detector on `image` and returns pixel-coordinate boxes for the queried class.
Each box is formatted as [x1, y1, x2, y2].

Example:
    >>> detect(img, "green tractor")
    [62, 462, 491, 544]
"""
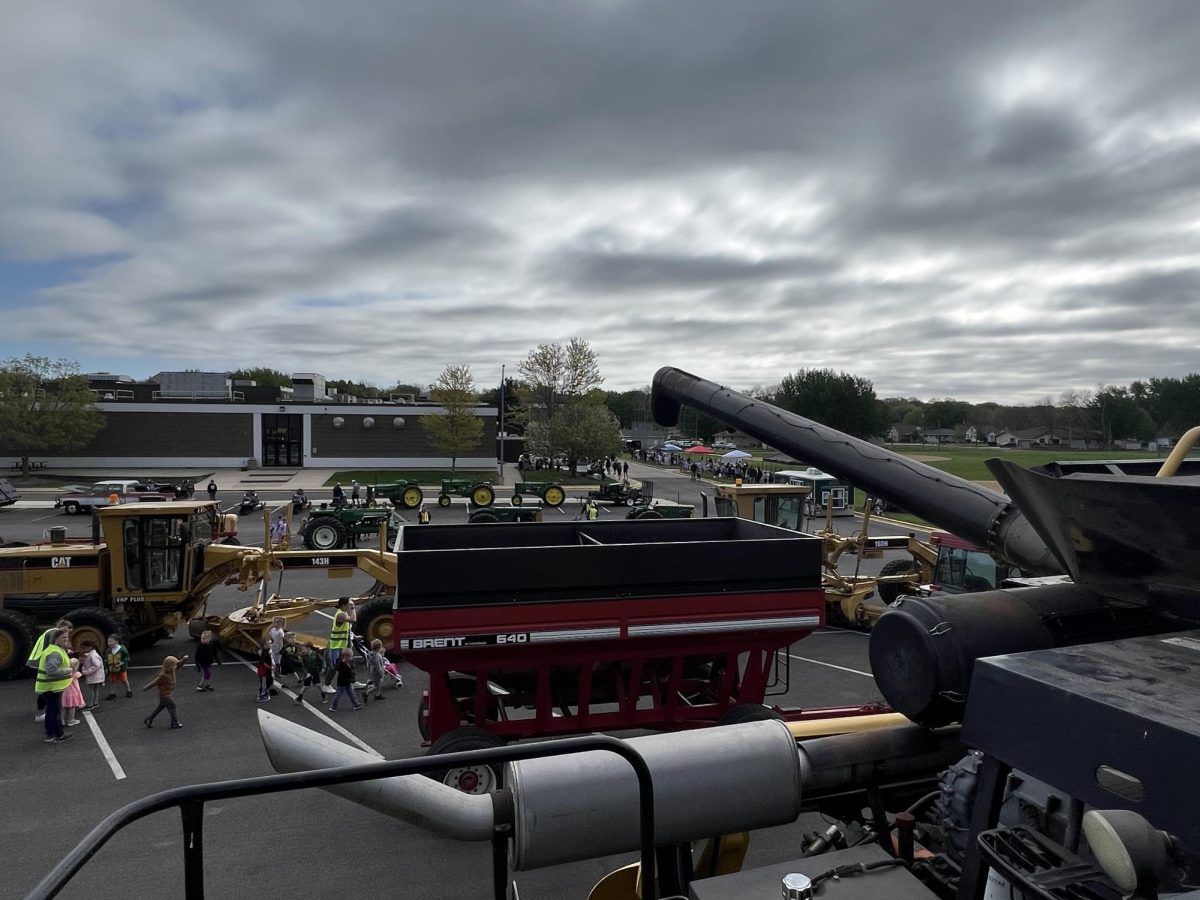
[467, 506, 543, 524]
[437, 478, 495, 508]
[300, 505, 402, 551]
[586, 480, 643, 506]
[511, 481, 567, 507]
[623, 481, 694, 520]
[371, 478, 425, 510]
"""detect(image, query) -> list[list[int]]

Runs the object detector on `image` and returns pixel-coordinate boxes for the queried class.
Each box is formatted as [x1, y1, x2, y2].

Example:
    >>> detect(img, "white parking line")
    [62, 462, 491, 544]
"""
[230, 655, 381, 757]
[82, 710, 127, 780]
[787, 653, 873, 677]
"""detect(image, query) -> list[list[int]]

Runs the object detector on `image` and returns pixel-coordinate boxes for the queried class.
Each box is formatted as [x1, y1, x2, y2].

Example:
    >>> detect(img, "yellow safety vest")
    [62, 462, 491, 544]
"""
[329, 616, 350, 650]
[27, 628, 56, 667]
[36, 645, 72, 694]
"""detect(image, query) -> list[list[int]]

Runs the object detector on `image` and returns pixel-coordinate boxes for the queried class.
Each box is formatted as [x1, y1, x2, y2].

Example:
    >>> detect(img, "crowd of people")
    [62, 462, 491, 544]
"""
[27, 603, 402, 744]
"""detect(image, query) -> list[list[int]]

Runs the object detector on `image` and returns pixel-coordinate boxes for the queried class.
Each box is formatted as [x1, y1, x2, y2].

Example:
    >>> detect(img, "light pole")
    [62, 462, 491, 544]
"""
[499, 364, 506, 481]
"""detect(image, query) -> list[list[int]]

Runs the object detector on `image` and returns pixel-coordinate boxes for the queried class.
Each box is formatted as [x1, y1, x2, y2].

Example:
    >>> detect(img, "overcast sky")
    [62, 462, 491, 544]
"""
[4, 2, 1200, 404]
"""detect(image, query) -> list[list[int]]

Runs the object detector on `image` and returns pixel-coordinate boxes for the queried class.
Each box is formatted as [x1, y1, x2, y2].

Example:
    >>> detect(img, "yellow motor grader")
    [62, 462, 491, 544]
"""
[711, 482, 1015, 627]
[0, 500, 397, 678]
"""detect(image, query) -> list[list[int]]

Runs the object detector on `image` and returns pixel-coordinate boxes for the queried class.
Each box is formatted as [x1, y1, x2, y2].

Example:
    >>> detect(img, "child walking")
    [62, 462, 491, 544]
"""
[330, 650, 362, 711]
[364, 639, 387, 701]
[105, 635, 132, 699]
[62, 658, 86, 726]
[279, 633, 303, 688]
[142, 655, 187, 729]
[194, 630, 221, 692]
[256, 638, 274, 703]
[79, 640, 105, 710]
[294, 643, 326, 705]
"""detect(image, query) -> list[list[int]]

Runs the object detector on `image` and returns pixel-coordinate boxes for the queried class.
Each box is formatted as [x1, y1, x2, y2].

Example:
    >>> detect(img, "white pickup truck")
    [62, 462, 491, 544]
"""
[54, 480, 170, 514]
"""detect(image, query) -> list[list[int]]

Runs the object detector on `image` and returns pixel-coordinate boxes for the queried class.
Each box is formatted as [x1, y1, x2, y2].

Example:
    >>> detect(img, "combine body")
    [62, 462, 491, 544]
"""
[392, 518, 827, 743]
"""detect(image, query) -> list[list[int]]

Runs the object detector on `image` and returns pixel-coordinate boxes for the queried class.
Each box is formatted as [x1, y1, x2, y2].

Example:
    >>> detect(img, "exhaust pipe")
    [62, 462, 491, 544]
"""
[257, 710, 495, 841]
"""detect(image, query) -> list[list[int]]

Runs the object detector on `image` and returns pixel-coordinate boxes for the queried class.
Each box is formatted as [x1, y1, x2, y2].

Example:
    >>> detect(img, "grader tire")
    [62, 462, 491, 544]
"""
[543, 484, 565, 507]
[0, 609, 36, 680]
[876, 559, 919, 606]
[354, 597, 395, 649]
[471, 484, 495, 507]
[66, 607, 125, 655]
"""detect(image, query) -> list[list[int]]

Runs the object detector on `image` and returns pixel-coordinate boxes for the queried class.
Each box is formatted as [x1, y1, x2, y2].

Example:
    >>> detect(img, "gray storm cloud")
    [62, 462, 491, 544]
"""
[3, 1, 1200, 402]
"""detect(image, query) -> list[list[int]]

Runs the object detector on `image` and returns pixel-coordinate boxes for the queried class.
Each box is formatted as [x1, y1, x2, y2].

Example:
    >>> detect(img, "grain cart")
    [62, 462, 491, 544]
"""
[436, 478, 495, 508]
[509, 480, 566, 507]
[299, 504, 401, 551]
[390, 517, 855, 790]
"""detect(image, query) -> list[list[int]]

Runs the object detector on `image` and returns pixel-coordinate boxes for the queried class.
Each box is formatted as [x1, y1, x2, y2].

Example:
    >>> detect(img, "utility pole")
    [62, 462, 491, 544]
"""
[499, 364, 506, 481]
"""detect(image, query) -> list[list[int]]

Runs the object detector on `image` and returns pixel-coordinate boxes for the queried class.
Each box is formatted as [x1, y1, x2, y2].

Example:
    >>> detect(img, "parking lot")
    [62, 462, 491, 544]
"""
[0, 466, 895, 898]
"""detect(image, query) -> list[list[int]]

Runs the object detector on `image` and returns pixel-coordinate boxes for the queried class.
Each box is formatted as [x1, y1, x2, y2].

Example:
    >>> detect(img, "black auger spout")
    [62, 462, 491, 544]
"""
[650, 366, 1063, 576]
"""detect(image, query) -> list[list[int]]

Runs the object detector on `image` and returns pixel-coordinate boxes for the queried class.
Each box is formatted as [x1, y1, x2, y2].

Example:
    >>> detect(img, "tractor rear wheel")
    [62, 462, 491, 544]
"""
[437, 494, 451, 508]
[469, 511, 499, 524]
[400, 486, 423, 509]
[426, 726, 506, 794]
[876, 559, 918, 605]
[543, 484, 565, 507]
[471, 484, 495, 507]
[354, 597, 395, 649]
[303, 517, 349, 551]
[510, 493, 523, 506]
[0, 609, 36, 680]
[66, 607, 125, 655]
[633, 509, 663, 520]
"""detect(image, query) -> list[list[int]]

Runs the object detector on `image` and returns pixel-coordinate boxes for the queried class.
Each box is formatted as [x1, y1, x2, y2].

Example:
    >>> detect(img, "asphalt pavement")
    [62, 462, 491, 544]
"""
[0, 462, 911, 899]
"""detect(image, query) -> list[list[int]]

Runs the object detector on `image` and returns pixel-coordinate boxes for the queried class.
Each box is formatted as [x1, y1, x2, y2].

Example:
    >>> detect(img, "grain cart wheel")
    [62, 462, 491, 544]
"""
[437, 494, 451, 508]
[426, 726, 506, 794]
[543, 484, 565, 507]
[399, 485, 423, 509]
[875, 559, 918, 605]
[471, 484, 495, 507]
[66, 607, 124, 654]
[0, 609, 36, 680]
[510, 493, 523, 506]
[634, 509, 663, 520]
[718, 703, 785, 726]
[355, 597, 395, 648]
[302, 516, 349, 551]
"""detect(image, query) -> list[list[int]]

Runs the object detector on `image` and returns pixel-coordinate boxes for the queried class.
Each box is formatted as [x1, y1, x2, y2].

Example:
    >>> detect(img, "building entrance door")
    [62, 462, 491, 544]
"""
[262, 414, 303, 467]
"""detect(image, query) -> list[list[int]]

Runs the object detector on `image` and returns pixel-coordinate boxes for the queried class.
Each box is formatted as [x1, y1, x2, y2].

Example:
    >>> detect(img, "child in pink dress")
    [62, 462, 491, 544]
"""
[62, 658, 86, 726]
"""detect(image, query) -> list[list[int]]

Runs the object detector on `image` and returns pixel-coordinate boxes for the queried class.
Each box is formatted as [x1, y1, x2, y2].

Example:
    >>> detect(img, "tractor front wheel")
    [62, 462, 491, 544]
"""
[437, 494, 451, 508]
[543, 484, 565, 507]
[510, 493, 523, 506]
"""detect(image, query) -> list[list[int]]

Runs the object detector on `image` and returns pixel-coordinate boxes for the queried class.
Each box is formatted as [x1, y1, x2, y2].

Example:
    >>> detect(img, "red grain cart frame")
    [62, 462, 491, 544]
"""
[389, 518, 829, 743]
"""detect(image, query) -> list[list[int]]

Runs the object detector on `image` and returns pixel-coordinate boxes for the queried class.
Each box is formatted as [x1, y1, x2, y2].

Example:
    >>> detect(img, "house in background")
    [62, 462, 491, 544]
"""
[887, 423, 922, 443]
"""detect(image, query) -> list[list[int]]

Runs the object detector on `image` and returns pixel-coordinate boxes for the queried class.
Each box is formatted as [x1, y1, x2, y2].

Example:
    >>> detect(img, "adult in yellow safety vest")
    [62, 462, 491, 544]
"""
[28, 618, 73, 723]
[325, 599, 352, 687]
[37, 629, 74, 743]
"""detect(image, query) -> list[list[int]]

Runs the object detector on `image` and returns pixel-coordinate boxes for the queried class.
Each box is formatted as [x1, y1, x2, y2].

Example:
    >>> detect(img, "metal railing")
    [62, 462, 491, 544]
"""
[26, 735, 658, 900]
